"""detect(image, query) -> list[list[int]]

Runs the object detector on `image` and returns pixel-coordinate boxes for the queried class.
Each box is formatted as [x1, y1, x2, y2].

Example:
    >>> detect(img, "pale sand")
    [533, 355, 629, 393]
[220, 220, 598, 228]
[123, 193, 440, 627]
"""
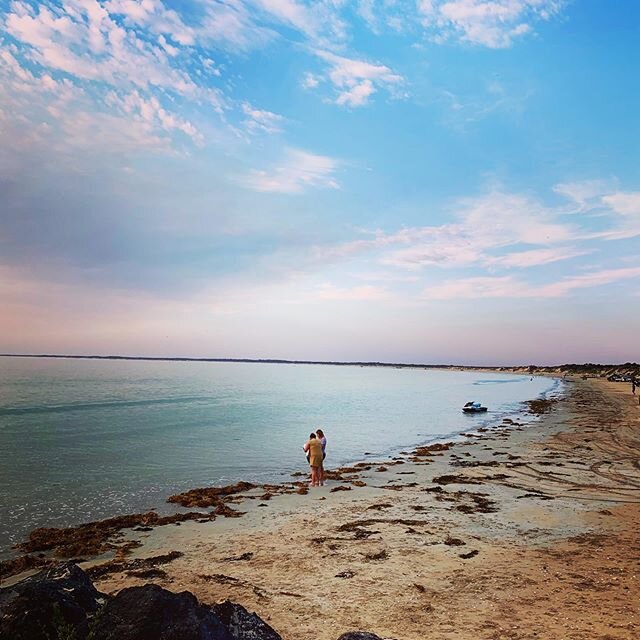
[92, 378, 640, 639]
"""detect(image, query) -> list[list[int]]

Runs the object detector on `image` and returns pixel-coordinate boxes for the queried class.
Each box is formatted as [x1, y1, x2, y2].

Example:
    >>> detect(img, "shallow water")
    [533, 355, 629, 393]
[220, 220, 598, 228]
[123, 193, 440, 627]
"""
[0, 357, 558, 553]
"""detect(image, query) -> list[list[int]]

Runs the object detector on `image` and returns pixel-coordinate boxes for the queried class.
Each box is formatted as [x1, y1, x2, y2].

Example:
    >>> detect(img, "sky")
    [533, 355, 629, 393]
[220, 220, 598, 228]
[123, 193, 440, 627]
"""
[0, 0, 639, 365]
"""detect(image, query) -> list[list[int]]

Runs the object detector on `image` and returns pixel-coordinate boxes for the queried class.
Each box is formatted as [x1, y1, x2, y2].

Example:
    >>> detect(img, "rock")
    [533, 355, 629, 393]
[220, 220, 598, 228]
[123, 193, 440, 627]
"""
[337, 633, 384, 640]
[0, 562, 103, 640]
[89, 584, 233, 640]
[0, 563, 284, 640]
[213, 600, 282, 640]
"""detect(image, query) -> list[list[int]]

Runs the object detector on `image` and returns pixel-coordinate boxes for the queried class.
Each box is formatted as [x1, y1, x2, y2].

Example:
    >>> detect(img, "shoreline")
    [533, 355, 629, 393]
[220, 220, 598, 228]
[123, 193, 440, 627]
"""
[3, 377, 639, 638]
[0, 372, 562, 560]
[1, 373, 559, 566]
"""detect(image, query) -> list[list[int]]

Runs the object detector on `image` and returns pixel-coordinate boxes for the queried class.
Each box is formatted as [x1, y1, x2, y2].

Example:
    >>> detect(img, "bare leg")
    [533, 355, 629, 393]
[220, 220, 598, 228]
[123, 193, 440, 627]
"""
[319, 464, 324, 486]
[310, 466, 317, 486]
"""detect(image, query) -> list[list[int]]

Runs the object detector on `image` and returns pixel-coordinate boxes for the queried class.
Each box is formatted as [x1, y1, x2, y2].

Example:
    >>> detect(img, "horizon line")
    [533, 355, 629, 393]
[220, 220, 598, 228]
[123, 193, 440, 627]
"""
[0, 353, 636, 369]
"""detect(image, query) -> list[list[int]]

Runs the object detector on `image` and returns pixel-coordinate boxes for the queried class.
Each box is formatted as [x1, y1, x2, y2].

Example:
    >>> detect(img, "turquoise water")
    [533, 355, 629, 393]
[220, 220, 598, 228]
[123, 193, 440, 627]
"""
[0, 357, 559, 554]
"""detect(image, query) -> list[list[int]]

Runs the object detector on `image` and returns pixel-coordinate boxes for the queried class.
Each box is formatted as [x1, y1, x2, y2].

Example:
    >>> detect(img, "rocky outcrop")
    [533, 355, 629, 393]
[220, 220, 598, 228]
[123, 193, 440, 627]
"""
[0, 562, 388, 640]
[0, 563, 281, 640]
[0, 562, 103, 640]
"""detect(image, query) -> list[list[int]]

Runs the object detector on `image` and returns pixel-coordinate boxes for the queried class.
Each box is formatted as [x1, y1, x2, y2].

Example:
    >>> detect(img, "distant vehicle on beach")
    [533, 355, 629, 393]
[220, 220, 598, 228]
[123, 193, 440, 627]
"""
[462, 401, 488, 413]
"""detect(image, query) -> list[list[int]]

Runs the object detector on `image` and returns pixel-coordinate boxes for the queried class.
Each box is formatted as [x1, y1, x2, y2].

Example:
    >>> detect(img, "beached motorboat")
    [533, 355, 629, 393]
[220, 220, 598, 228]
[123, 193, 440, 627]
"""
[462, 401, 488, 413]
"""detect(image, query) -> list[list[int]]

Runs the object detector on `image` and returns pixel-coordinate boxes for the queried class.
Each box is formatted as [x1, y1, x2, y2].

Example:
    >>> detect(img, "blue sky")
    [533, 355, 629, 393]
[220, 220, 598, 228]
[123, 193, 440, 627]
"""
[0, 0, 639, 364]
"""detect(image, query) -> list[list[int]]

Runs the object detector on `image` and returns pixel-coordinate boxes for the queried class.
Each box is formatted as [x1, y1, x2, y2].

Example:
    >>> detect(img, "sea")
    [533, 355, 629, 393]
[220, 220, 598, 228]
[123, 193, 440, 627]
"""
[0, 356, 560, 555]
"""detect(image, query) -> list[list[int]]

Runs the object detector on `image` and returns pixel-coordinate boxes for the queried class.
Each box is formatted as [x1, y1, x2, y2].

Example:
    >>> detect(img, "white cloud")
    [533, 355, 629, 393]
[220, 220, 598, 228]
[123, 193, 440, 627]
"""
[602, 192, 640, 218]
[555, 181, 640, 240]
[301, 71, 320, 89]
[422, 266, 640, 299]
[486, 247, 588, 268]
[313, 50, 404, 107]
[241, 102, 284, 134]
[418, 0, 564, 48]
[3, 0, 223, 104]
[243, 147, 340, 193]
[104, 0, 195, 45]
[338, 190, 578, 271]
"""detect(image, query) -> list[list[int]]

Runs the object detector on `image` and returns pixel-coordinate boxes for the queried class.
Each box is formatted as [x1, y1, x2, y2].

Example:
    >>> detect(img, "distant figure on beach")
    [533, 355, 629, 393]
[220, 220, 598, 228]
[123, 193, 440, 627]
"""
[303, 432, 324, 487]
[632, 379, 636, 395]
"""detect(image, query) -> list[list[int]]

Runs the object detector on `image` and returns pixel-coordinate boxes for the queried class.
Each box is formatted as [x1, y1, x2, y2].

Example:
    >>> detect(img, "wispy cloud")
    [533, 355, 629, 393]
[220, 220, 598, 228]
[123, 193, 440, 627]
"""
[243, 147, 340, 193]
[422, 266, 640, 300]
[417, 0, 565, 48]
[241, 102, 284, 134]
[325, 189, 578, 270]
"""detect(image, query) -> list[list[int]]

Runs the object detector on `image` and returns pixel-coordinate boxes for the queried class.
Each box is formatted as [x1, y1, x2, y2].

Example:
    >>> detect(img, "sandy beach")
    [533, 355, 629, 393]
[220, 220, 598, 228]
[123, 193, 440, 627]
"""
[28, 376, 629, 640]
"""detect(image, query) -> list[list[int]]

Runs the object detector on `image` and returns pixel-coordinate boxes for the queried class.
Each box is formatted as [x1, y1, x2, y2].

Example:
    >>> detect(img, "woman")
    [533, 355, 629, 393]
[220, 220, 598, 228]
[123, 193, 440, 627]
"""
[303, 432, 324, 487]
[316, 428, 327, 485]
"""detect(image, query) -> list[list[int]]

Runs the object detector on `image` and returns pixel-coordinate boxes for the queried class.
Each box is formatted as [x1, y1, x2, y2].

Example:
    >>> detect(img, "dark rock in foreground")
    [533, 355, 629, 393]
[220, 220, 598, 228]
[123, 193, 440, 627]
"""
[90, 584, 233, 640]
[0, 563, 103, 640]
[213, 600, 282, 640]
[0, 562, 281, 640]
[337, 633, 384, 640]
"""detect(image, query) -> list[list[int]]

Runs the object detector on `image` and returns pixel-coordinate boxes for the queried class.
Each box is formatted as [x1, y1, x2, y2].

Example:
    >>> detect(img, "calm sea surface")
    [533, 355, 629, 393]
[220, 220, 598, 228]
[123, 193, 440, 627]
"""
[0, 357, 559, 554]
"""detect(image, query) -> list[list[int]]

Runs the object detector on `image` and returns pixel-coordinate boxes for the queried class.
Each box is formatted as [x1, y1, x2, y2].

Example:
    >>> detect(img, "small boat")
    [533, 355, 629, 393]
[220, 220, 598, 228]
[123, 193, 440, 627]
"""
[462, 401, 488, 413]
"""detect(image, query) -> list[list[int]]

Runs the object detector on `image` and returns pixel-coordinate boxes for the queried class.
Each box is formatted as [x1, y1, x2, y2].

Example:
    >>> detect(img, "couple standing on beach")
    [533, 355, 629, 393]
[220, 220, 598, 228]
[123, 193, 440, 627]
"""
[303, 429, 327, 487]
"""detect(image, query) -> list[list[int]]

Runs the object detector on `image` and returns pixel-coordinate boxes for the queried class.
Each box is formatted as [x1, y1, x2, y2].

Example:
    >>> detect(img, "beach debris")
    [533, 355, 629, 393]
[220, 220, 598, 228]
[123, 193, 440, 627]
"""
[214, 503, 245, 518]
[198, 573, 241, 585]
[0, 554, 57, 580]
[296, 487, 309, 495]
[375, 466, 388, 472]
[335, 570, 356, 579]
[443, 536, 466, 546]
[337, 633, 383, 640]
[432, 474, 483, 485]
[423, 486, 444, 493]
[331, 485, 352, 493]
[223, 552, 254, 562]
[351, 480, 367, 487]
[86, 550, 183, 580]
[414, 443, 451, 457]
[353, 527, 379, 539]
[167, 481, 257, 508]
[363, 549, 388, 561]
[526, 398, 557, 415]
[125, 568, 168, 580]
[17, 511, 213, 558]
[338, 519, 428, 533]
[459, 550, 479, 559]
[380, 482, 418, 491]
[455, 494, 499, 514]
[367, 503, 393, 511]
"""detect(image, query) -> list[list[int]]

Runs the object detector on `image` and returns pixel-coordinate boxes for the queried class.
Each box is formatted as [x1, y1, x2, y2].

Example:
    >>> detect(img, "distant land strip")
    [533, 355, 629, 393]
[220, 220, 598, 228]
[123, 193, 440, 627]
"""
[0, 354, 637, 376]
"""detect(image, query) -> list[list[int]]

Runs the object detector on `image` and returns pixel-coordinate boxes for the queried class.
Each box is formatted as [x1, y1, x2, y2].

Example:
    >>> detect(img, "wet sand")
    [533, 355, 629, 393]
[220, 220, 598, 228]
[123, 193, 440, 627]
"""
[77, 378, 637, 639]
